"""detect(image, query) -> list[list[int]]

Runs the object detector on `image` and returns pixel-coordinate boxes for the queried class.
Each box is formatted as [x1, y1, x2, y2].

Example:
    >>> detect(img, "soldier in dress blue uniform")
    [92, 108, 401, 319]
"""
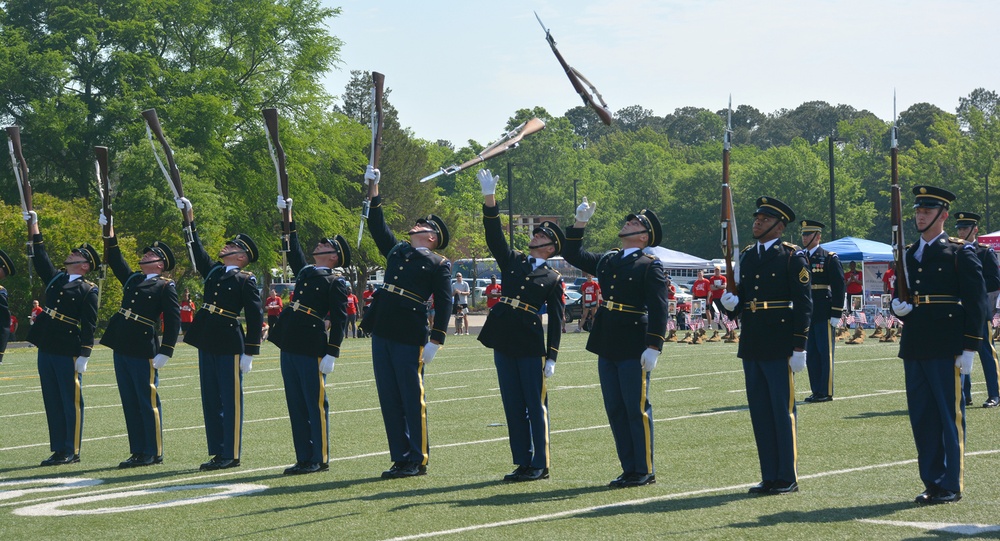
[562, 197, 668, 488]
[720, 196, 812, 495]
[0, 249, 15, 366]
[890, 186, 986, 505]
[99, 212, 180, 468]
[799, 220, 844, 402]
[953, 211, 1000, 408]
[268, 197, 351, 475]
[475, 169, 565, 482]
[24, 210, 99, 466]
[175, 197, 264, 471]
[360, 166, 453, 479]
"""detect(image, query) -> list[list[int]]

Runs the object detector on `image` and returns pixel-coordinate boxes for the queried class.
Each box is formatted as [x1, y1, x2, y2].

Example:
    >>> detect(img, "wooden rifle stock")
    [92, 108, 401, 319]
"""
[720, 101, 738, 294]
[890, 143, 909, 302]
[262, 108, 291, 238]
[141, 108, 196, 265]
[6, 126, 35, 264]
[419, 118, 546, 183]
[535, 12, 612, 126]
[358, 71, 385, 247]
[94, 146, 111, 307]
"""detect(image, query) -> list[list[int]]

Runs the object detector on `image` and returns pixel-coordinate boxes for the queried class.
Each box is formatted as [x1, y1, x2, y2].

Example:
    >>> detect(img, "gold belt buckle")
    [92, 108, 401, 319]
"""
[124, 309, 133, 319]
[509, 299, 521, 309]
[749, 301, 757, 313]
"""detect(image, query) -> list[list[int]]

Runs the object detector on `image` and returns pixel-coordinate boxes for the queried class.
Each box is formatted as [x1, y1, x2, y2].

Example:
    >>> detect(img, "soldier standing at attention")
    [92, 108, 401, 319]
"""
[720, 197, 812, 495]
[24, 209, 99, 466]
[268, 197, 350, 475]
[98, 211, 180, 468]
[953, 212, 1000, 408]
[563, 197, 668, 488]
[175, 197, 263, 471]
[0, 249, 14, 366]
[476, 169, 564, 482]
[799, 220, 845, 403]
[360, 165, 452, 479]
[890, 187, 985, 504]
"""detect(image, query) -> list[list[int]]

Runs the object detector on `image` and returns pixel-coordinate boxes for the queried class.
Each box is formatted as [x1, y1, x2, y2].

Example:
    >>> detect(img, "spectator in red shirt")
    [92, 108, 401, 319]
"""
[577, 273, 601, 332]
[29, 299, 42, 325]
[484, 275, 502, 309]
[690, 270, 711, 343]
[882, 266, 895, 297]
[179, 289, 196, 334]
[346, 291, 359, 338]
[844, 261, 863, 309]
[708, 266, 727, 338]
[360, 284, 375, 337]
[265, 288, 284, 329]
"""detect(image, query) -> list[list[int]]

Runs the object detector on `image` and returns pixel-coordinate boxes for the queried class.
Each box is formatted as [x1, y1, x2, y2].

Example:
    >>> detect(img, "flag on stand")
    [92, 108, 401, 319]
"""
[845, 314, 855, 326]
[667, 318, 676, 331]
[874, 313, 885, 328]
[857, 312, 868, 325]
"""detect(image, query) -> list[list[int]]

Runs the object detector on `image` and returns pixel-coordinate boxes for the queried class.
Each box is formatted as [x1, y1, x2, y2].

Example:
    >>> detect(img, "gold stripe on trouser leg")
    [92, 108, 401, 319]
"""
[316, 357, 328, 463]
[149, 358, 163, 456]
[73, 367, 83, 455]
[953, 364, 965, 492]
[827, 321, 835, 396]
[233, 355, 241, 458]
[418, 347, 429, 466]
[787, 364, 798, 479]
[639, 368, 653, 473]
[539, 357, 550, 468]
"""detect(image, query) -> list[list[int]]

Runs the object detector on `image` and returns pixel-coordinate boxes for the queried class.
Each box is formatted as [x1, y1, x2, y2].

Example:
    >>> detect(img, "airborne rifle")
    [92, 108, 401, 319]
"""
[535, 12, 612, 126]
[889, 93, 909, 302]
[6, 126, 34, 284]
[720, 97, 739, 294]
[94, 146, 112, 307]
[262, 108, 291, 282]
[141, 108, 197, 267]
[358, 71, 385, 247]
[419, 118, 546, 183]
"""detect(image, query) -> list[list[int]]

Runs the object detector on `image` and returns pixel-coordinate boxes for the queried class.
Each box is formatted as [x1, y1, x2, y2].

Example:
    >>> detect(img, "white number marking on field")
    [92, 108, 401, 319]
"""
[0, 478, 103, 501]
[13, 483, 267, 516]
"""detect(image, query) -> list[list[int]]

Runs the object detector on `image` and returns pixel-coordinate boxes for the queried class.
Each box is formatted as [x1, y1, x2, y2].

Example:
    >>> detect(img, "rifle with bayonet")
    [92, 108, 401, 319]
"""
[94, 146, 112, 307]
[358, 71, 385, 248]
[6, 126, 34, 284]
[534, 11, 613, 126]
[262, 108, 291, 282]
[141, 108, 198, 268]
[889, 93, 909, 302]
[419, 118, 546, 183]
[720, 97, 739, 294]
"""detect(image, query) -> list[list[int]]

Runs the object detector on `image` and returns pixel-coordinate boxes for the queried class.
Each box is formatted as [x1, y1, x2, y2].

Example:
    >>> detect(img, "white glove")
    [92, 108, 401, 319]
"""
[956, 351, 974, 375]
[99, 209, 111, 227]
[544, 359, 556, 378]
[276, 195, 292, 210]
[477, 168, 499, 196]
[152, 354, 169, 370]
[239, 354, 253, 374]
[789, 351, 807, 373]
[75, 356, 89, 374]
[575, 196, 597, 223]
[319, 354, 336, 374]
[23, 210, 37, 224]
[640, 348, 660, 372]
[830, 317, 841, 328]
[720, 292, 740, 311]
[364, 165, 380, 186]
[891, 298, 913, 317]
[421, 342, 439, 364]
[175, 197, 192, 211]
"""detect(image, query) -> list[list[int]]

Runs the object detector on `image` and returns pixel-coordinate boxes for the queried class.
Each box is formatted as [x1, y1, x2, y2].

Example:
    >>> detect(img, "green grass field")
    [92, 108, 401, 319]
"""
[2, 334, 1000, 540]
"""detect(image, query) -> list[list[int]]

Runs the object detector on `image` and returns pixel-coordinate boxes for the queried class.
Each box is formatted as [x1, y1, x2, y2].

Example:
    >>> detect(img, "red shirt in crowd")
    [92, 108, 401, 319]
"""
[882, 267, 895, 295]
[581, 279, 601, 304]
[845, 269, 863, 295]
[180, 300, 196, 323]
[691, 277, 711, 299]
[265, 294, 284, 317]
[667, 284, 676, 300]
[484, 282, 502, 308]
[346, 294, 359, 316]
[710, 274, 727, 299]
[363, 288, 374, 307]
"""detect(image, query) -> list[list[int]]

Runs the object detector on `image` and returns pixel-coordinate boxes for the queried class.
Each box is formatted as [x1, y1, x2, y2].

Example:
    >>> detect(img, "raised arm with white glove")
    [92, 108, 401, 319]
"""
[364, 165, 380, 186]
[575, 197, 597, 223]
[99, 209, 112, 228]
[421, 342, 440, 364]
[890, 298, 913, 317]
[477, 168, 499, 196]
[239, 354, 253, 374]
[720, 292, 740, 312]
[789, 350, 807, 373]
[23, 210, 37, 225]
[174, 197, 191, 211]
[276, 195, 292, 210]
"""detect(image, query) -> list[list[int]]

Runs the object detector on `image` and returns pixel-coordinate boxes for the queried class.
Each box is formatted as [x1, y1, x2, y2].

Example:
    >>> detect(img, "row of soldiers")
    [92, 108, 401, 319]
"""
[7, 171, 992, 504]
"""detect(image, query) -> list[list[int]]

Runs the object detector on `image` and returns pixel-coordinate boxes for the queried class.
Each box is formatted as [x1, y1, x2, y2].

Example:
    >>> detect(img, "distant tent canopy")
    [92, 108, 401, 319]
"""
[644, 246, 713, 269]
[819, 237, 893, 262]
[977, 230, 1000, 251]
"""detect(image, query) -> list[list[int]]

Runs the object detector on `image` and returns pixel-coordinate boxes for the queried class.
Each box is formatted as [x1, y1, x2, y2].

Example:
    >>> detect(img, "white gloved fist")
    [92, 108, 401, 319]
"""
[956, 350, 974, 375]
[23, 210, 37, 225]
[319, 354, 336, 374]
[830, 317, 841, 328]
[477, 168, 499, 196]
[75, 356, 89, 374]
[152, 354, 169, 370]
[99, 209, 111, 227]
[891, 298, 913, 317]
[364, 165, 381, 186]
[174, 197, 191, 211]
[789, 350, 807, 373]
[544, 359, 556, 378]
[575, 196, 597, 223]
[422, 342, 440, 364]
[640, 348, 660, 372]
[276, 195, 292, 210]
[720, 292, 740, 312]
[239, 354, 253, 374]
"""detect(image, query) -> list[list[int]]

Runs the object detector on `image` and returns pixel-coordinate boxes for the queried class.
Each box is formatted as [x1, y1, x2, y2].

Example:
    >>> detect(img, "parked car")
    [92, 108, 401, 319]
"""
[564, 290, 583, 322]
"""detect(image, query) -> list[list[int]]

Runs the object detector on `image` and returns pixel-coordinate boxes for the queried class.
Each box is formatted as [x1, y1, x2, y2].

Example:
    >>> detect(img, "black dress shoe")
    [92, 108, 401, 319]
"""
[769, 480, 799, 494]
[927, 489, 961, 504]
[622, 473, 656, 487]
[200, 455, 223, 471]
[914, 487, 939, 504]
[201, 456, 240, 471]
[983, 397, 1000, 408]
[382, 461, 426, 479]
[152, 455, 163, 465]
[966, 397, 974, 406]
[608, 472, 630, 489]
[381, 462, 405, 479]
[40, 452, 80, 466]
[119, 454, 141, 468]
[119, 454, 154, 468]
[285, 462, 326, 475]
[503, 465, 530, 482]
[284, 462, 308, 475]
[748, 481, 774, 494]
[813, 395, 833, 402]
[803, 395, 819, 403]
[519, 467, 549, 481]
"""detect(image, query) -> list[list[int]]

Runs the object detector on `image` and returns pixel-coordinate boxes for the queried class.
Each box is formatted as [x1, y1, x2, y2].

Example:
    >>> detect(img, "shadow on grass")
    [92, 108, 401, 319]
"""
[386, 483, 611, 512]
[727, 502, 939, 535]
[570, 491, 746, 521]
[687, 405, 749, 415]
[844, 409, 908, 419]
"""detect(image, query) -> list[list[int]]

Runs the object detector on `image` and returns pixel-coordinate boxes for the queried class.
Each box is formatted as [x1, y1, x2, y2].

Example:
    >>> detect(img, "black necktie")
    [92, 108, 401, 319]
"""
[528, 257, 536, 267]
[758, 244, 764, 258]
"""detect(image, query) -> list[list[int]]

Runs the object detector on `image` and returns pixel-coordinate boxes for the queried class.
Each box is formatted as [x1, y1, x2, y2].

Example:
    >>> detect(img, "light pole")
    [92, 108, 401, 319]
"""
[828, 133, 839, 239]
[507, 161, 515, 251]
[573, 179, 579, 211]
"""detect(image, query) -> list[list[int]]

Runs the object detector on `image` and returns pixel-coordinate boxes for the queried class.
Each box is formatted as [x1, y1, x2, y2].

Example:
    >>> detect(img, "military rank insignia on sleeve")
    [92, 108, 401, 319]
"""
[799, 267, 810, 283]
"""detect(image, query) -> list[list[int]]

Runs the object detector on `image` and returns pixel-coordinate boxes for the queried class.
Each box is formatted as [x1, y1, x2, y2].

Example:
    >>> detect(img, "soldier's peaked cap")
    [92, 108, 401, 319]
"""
[532, 221, 566, 255]
[625, 209, 662, 247]
[754, 196, 795, 224]
[143, 241, 176, 271]
[415, 214, 450, 250]
[227, 233, 259, 262]
[912, 185, 955, 209]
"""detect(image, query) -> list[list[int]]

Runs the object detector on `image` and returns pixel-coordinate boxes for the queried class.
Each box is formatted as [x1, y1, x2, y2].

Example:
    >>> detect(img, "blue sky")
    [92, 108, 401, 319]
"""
[321, 0, 1000, 146]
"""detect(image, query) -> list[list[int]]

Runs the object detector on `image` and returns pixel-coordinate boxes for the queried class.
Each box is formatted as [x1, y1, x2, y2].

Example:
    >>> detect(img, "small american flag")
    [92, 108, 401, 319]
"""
[857, 312, 868, 325]
[667, 318, 676, 331]
[722, 315, 737, 331]
[845, 314, 855, 326]
[993, 313, 1000, 328]
[874, 313, 885, 328]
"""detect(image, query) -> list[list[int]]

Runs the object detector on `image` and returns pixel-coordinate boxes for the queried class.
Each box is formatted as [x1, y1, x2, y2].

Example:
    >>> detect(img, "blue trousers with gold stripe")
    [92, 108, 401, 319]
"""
[743, 359, 797, 483]
[198, 352, 243, 460]
[904, 358, 965, 493]
[37, 351, 83, 455]
[113, 352, 163, 458]
[280, 351, 329, 465]
[962, 321, 999, 402]
[806, 319, 834, 397]
[372, 335, 428, 465]
[494, 351, 549, 469]
[598, 356, 653, 476]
